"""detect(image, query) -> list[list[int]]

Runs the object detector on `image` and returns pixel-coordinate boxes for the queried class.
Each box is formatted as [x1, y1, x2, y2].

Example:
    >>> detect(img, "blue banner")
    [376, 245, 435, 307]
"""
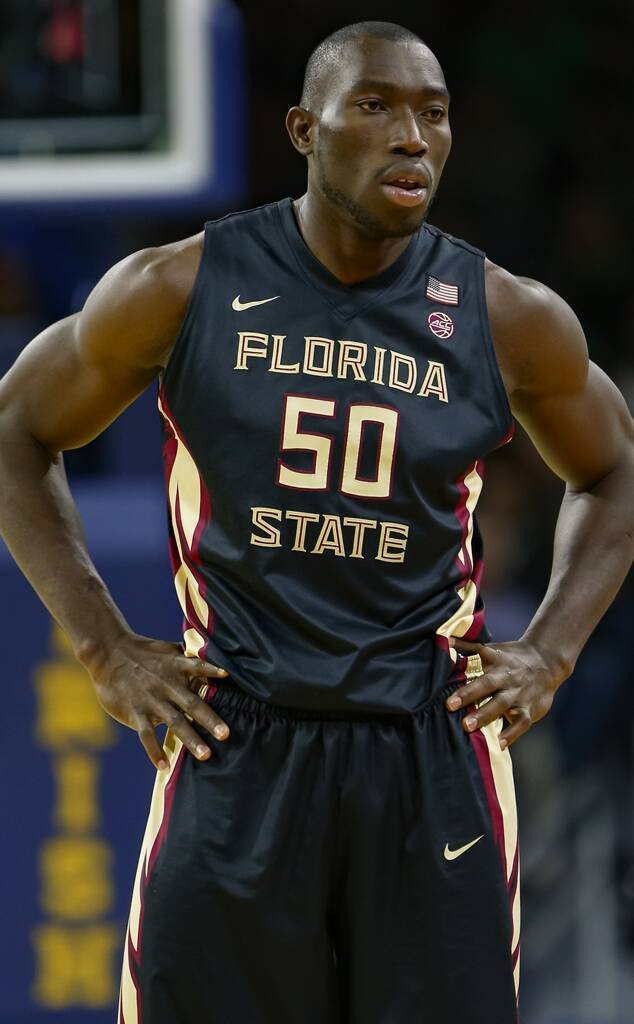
[1, 479, 179, 1023]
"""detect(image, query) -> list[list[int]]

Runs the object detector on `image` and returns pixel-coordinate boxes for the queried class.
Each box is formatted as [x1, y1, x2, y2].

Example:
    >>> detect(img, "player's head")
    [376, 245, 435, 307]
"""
[286, 22, 452, 240]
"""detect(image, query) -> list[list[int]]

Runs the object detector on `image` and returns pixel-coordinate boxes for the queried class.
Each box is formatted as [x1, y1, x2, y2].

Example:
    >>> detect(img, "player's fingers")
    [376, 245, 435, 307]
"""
[191, 699, 230, 740]
[462, 694, 522, 733]
[134, 714, 169, 770]
[446, 673, 501, 710]
[499, 707, 534, 749]
[178, 655, 229, 679]
[184, 690, 231, 740]
[165, 681, 230, 740]
[156, 701, 215, 760]
[450, 638, 484, 656]
[452, 640, 505, 670]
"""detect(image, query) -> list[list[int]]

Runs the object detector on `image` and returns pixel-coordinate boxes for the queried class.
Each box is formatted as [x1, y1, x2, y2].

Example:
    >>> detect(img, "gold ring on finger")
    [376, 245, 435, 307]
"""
[465, 653, 485, 680]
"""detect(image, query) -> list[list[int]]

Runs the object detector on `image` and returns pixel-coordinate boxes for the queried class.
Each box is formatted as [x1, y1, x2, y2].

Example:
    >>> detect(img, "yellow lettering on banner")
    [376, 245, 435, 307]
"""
[40, 837, 114, 920]
[34, 662, 115, 751]
[32, 923, 120, 1008]
[31, 622, 120, 1010]
[53, 753, 101, 833]
[376, 522, 410, 563]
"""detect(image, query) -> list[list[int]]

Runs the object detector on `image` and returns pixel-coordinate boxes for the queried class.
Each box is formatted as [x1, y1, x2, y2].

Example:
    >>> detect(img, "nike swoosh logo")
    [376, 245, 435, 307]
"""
[232, 294, 279, 311]
[443, 835, 484, 861]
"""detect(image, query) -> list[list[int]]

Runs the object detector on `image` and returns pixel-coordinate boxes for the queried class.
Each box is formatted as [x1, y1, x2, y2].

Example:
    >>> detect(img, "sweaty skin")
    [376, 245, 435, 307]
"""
[0, 35, 632, 765]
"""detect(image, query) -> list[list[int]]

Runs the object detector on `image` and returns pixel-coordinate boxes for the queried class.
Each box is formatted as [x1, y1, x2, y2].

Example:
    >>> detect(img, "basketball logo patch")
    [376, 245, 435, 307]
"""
[427, 311, 454, 339]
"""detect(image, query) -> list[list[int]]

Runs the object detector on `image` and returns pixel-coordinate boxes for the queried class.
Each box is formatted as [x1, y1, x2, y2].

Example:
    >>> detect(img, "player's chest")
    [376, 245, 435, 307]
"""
[184, 304, 497, 488]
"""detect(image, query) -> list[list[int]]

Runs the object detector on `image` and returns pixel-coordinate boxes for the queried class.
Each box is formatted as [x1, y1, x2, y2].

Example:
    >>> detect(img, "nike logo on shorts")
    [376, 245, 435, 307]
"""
[443, 834, 484, 860]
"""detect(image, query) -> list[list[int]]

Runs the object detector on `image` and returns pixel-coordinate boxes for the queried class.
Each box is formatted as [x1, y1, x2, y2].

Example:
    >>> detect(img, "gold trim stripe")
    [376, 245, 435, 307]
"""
[118, 733, 184, 1023]
[436, 462, 484, 659]
[480, 718, 521, 1001]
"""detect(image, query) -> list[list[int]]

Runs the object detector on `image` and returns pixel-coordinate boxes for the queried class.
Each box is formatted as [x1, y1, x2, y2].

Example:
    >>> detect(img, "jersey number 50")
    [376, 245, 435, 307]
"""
[276, 394, 400, 500]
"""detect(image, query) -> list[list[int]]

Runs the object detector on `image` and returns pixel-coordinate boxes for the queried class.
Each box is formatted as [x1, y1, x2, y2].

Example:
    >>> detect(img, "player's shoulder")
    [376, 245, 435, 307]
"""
[83, 231, 205, 332]
[76, 231, 205, 371]
[123, 231, 205, 298]
[129, 198, 282, 289]
[484, 259, 585, 345]
[484, 259, 588, 396]
[202, 198, 282, 237]
[423, 222, 484, 258]
[139, 200, 281, 291]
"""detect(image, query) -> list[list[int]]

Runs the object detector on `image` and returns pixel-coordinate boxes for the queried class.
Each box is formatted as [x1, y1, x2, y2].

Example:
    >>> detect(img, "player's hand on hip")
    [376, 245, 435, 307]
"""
[444, 637, 570, 749]
[89, 632, 230, 770]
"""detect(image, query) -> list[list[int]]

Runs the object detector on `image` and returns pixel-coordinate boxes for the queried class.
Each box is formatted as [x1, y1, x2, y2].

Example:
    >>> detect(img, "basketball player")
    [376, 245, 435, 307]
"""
[0, 21, 632, 1024]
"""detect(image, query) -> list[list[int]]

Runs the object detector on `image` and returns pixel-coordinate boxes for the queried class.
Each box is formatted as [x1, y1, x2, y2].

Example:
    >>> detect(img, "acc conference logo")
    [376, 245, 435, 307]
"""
[427, 310, 454, 339]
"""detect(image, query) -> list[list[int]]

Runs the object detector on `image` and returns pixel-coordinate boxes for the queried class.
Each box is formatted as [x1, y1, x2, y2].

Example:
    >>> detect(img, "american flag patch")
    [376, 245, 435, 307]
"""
[426, 276, 459, 305]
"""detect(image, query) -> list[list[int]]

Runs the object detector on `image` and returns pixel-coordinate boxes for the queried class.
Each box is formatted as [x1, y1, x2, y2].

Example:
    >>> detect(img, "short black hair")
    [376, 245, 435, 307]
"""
[300, 21, 427, 112]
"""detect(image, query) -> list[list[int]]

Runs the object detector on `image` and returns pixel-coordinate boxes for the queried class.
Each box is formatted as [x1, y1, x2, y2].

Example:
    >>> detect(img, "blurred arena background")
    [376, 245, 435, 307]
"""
[0, 1, 632, 1021]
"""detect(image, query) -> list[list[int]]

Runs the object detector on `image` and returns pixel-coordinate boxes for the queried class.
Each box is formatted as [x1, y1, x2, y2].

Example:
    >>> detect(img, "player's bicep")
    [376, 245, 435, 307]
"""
[0, 243, 196, 454]
[0, 311, 158, 454]
[512, 361, 633, 489]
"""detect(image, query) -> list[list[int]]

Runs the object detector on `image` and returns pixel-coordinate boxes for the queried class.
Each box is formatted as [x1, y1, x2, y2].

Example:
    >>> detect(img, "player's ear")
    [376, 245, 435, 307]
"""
[286, 106, 317, 156]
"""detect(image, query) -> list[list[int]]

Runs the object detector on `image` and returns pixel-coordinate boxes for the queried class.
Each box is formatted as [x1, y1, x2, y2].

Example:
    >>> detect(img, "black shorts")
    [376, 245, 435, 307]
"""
[118, 677, 520, 1023]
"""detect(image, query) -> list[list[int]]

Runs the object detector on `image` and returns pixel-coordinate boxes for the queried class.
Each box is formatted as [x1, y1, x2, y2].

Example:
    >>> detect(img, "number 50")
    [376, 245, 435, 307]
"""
[276, 394, 400, 499]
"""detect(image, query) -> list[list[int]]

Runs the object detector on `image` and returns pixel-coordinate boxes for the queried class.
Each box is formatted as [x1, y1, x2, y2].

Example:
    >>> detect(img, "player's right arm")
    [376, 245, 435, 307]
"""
[0, 237, 230, 768]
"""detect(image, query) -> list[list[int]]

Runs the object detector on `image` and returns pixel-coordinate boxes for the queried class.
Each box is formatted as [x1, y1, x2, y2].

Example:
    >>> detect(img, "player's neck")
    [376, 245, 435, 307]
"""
[292, 193, 415, 286]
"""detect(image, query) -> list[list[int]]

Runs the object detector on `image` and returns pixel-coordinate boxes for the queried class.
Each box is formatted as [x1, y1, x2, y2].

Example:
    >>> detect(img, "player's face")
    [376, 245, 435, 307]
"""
[311, 39, 452, 238]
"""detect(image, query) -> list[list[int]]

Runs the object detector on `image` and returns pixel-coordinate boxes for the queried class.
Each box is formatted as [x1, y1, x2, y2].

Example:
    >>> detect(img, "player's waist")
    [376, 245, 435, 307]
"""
[197, 629, 469, 715]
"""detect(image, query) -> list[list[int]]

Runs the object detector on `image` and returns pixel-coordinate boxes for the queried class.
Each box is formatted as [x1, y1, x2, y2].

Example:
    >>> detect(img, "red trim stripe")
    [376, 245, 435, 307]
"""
[469, 727, 508, 882]
[465, 556, 486, 640]
[453, 468, 473, 576]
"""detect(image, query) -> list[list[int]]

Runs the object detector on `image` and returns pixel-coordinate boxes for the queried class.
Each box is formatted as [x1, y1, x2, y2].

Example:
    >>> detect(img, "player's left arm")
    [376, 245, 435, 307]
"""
[446, 264, 634, 747]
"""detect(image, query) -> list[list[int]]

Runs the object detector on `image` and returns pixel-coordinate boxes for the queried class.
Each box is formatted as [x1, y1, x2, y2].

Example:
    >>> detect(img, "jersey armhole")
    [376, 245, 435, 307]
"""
[476, 254, 515, 441]
[160, 222, 213, 388]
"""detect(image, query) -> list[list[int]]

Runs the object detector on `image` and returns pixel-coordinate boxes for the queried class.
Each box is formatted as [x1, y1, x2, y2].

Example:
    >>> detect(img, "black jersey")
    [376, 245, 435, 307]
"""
[158, 198, 514, 713]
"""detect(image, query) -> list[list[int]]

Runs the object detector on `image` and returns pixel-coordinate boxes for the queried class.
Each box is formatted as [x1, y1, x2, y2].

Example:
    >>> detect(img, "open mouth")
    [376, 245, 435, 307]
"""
[380, 177, 428, 207]
[386, 177, 422, 191]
